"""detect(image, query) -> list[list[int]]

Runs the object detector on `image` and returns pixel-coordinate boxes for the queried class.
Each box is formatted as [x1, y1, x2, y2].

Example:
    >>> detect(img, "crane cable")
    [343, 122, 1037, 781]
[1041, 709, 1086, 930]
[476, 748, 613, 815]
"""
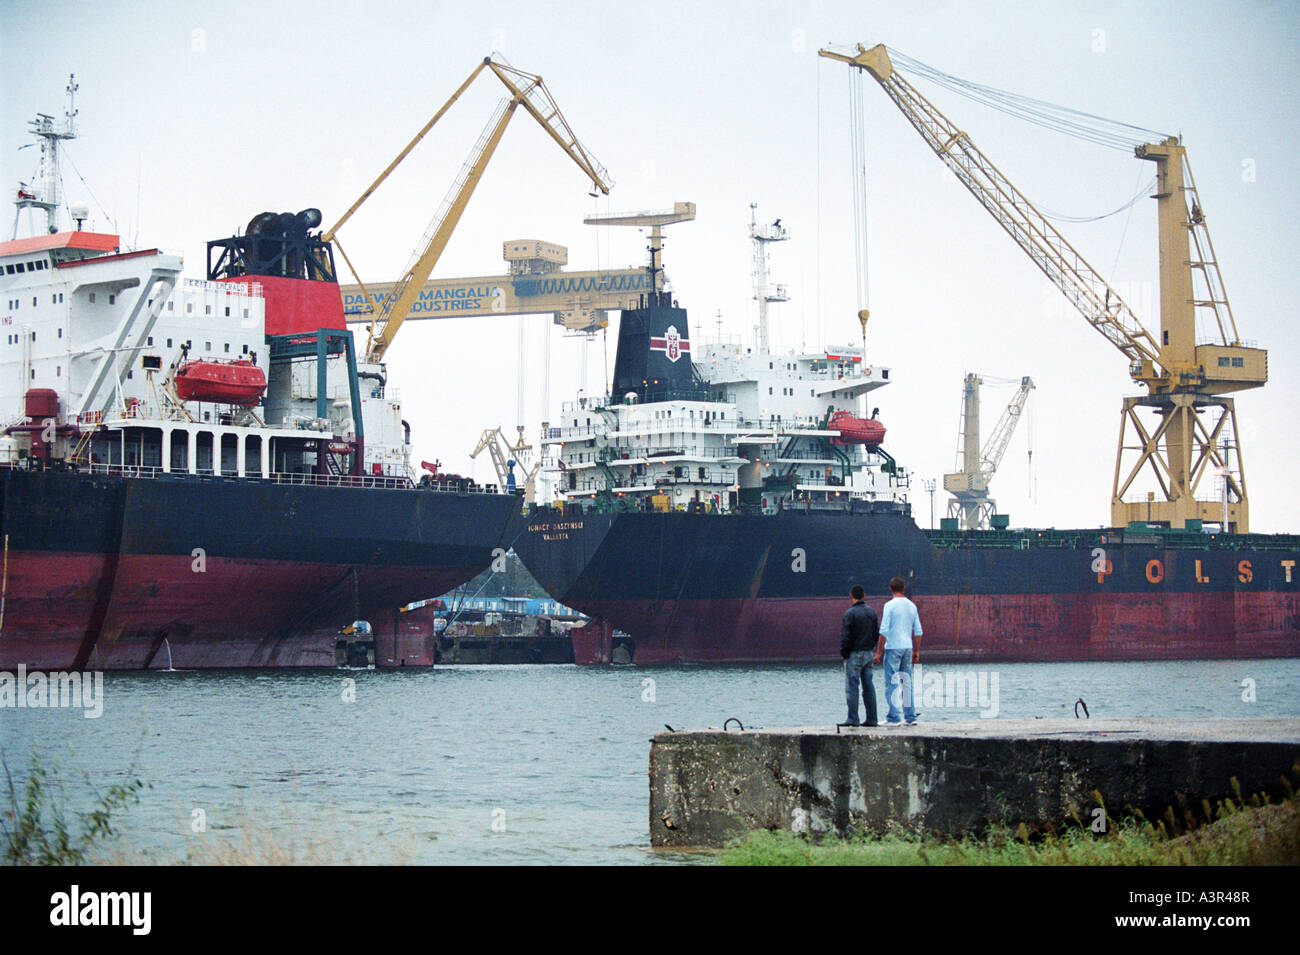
[885, 48, 1168, 236]
[1038, 175, 1156, 223]
[887, 47, 1174, 152]
[848, 68, 871, 317]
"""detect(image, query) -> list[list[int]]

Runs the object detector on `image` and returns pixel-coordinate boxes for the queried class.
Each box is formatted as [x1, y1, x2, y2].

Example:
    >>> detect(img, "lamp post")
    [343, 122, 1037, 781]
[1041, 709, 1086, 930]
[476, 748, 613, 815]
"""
[922, 478, 937, 529]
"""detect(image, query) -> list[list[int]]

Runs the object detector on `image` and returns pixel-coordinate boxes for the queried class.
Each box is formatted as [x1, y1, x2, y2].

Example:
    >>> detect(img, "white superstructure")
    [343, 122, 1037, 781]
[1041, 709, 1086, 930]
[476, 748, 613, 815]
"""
[544, 337, 907, 514]
[0, 227, 412, 482]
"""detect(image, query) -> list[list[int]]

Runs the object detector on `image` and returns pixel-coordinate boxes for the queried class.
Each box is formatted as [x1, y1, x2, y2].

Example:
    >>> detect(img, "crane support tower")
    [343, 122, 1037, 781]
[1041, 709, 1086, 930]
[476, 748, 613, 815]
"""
[821, 43, 1266, 532]
[325, 56, 613, 365]
[944, 374, 1034, 530]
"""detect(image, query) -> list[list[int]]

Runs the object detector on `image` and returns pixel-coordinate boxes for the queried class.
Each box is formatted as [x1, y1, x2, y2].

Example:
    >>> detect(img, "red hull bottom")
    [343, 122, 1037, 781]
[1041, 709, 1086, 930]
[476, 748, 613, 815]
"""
[0, 551, 481, 670]
[570, 592, 1300, 665]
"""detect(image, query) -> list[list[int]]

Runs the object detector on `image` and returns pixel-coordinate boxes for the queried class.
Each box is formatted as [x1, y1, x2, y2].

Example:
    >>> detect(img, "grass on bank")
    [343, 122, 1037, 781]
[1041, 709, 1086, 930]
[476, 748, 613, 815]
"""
[720, 779, 1300, 866]
[2, 751, 146, 866]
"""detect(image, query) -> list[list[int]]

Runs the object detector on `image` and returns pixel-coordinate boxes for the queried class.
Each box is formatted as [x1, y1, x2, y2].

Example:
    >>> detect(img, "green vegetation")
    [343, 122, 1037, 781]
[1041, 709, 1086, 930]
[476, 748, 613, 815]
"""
[720, 780, 1300, 866]
[2, 752, 146, 866]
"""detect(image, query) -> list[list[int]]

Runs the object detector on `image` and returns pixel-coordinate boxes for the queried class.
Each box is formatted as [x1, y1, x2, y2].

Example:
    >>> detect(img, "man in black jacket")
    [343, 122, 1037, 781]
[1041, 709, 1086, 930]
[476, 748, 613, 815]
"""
[839, 584, 880, 727]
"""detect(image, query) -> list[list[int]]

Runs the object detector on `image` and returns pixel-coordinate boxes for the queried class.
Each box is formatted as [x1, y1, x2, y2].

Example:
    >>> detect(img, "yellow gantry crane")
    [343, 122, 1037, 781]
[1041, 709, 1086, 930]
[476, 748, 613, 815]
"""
[944, 374, 1035, 530]
[821, 43, 1266, 532]
[324, 56, 614, 364]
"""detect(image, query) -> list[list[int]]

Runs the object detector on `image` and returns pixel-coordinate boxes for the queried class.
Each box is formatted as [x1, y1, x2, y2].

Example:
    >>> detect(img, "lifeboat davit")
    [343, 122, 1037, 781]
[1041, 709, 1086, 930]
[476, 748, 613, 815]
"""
[174, 359, 267, 406]
[828, 410, 886, 447]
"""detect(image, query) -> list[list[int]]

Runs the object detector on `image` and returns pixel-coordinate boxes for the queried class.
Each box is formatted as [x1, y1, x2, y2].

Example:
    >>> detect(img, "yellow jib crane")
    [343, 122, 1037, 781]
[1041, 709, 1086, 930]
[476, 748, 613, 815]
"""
[944, 374, 1035, 530]
[324, 56, 614, 364]
[820, 43, 1266, 532]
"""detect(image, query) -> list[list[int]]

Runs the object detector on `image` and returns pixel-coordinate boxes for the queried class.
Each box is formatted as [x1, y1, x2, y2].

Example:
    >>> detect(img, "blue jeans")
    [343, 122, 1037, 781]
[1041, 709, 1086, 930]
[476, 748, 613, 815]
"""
[843, 650, 877, 725]
[883, 648, 917, 723]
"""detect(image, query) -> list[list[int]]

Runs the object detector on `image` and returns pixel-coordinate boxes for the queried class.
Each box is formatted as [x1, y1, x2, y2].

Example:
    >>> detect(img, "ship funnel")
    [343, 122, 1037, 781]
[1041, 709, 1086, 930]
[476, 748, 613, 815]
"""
[612, 298, 708, 403]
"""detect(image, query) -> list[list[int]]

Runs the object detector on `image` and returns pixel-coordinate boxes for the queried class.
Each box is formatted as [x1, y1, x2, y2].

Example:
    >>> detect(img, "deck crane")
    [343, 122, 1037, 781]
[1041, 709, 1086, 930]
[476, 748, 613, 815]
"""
[944, 374, 1035, 530]
[820, 43, 1267, 532]
[323, 56, 614, 364]
[471, 426, 540, 502]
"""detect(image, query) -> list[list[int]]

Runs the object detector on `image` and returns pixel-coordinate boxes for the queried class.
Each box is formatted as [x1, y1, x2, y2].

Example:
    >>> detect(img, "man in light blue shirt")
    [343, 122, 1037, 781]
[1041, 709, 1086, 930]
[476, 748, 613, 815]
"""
[873, 576, 923, 724]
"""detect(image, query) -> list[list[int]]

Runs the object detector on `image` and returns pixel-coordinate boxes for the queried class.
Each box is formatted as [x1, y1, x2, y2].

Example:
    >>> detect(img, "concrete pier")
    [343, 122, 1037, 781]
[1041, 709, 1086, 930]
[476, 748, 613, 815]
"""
[648, 718, 1300, 848]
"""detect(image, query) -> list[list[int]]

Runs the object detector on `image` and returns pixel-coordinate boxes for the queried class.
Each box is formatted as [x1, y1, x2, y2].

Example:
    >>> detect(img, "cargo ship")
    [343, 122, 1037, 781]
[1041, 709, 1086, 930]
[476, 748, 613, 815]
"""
[0, 87, 519, 670]
[509, 214, 1300, 665]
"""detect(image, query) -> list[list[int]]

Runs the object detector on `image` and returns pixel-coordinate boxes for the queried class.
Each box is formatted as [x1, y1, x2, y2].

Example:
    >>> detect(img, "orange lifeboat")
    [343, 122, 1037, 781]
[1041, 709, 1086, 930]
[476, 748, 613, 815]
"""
[828, 410, 886, 447]
[174, 359, 267, 406]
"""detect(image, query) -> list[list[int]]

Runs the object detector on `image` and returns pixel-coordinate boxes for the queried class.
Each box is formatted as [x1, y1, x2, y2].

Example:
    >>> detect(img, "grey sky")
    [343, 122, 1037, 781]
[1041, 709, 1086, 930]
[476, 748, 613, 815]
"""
[4, 0, 1297, 531]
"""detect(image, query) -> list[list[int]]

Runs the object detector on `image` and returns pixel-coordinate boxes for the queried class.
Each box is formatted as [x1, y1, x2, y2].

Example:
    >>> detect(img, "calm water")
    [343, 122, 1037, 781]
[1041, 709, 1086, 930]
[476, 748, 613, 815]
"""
[3, 659, 1298, 865]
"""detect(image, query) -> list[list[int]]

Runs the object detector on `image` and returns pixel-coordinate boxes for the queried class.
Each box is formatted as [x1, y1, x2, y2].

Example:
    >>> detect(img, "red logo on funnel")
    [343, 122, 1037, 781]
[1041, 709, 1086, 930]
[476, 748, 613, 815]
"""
[650, 325, 690, 363]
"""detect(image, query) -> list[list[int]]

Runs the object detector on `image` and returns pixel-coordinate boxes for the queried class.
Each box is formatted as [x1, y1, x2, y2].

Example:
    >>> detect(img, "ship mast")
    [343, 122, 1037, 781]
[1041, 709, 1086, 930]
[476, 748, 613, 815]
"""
[12, 74, 79, 239]
[749, 203, 788, 353]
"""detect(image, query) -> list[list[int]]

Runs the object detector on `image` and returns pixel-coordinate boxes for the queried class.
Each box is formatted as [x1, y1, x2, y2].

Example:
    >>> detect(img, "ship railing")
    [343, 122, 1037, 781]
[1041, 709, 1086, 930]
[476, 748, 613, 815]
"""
[74, 462, 502, 494]
[268, 471, 415, 490]
[559, 393, 738, 415]
[643, 445, 735, 460]
[556, 419, 741, 441]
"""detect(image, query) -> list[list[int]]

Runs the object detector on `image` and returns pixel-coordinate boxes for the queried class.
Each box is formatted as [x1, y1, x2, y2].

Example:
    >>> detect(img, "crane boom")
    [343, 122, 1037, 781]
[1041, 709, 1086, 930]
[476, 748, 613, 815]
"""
[332, 56, 614, 364]
[981, 375, 1034, 474]
[820, 45, 1162, 378]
